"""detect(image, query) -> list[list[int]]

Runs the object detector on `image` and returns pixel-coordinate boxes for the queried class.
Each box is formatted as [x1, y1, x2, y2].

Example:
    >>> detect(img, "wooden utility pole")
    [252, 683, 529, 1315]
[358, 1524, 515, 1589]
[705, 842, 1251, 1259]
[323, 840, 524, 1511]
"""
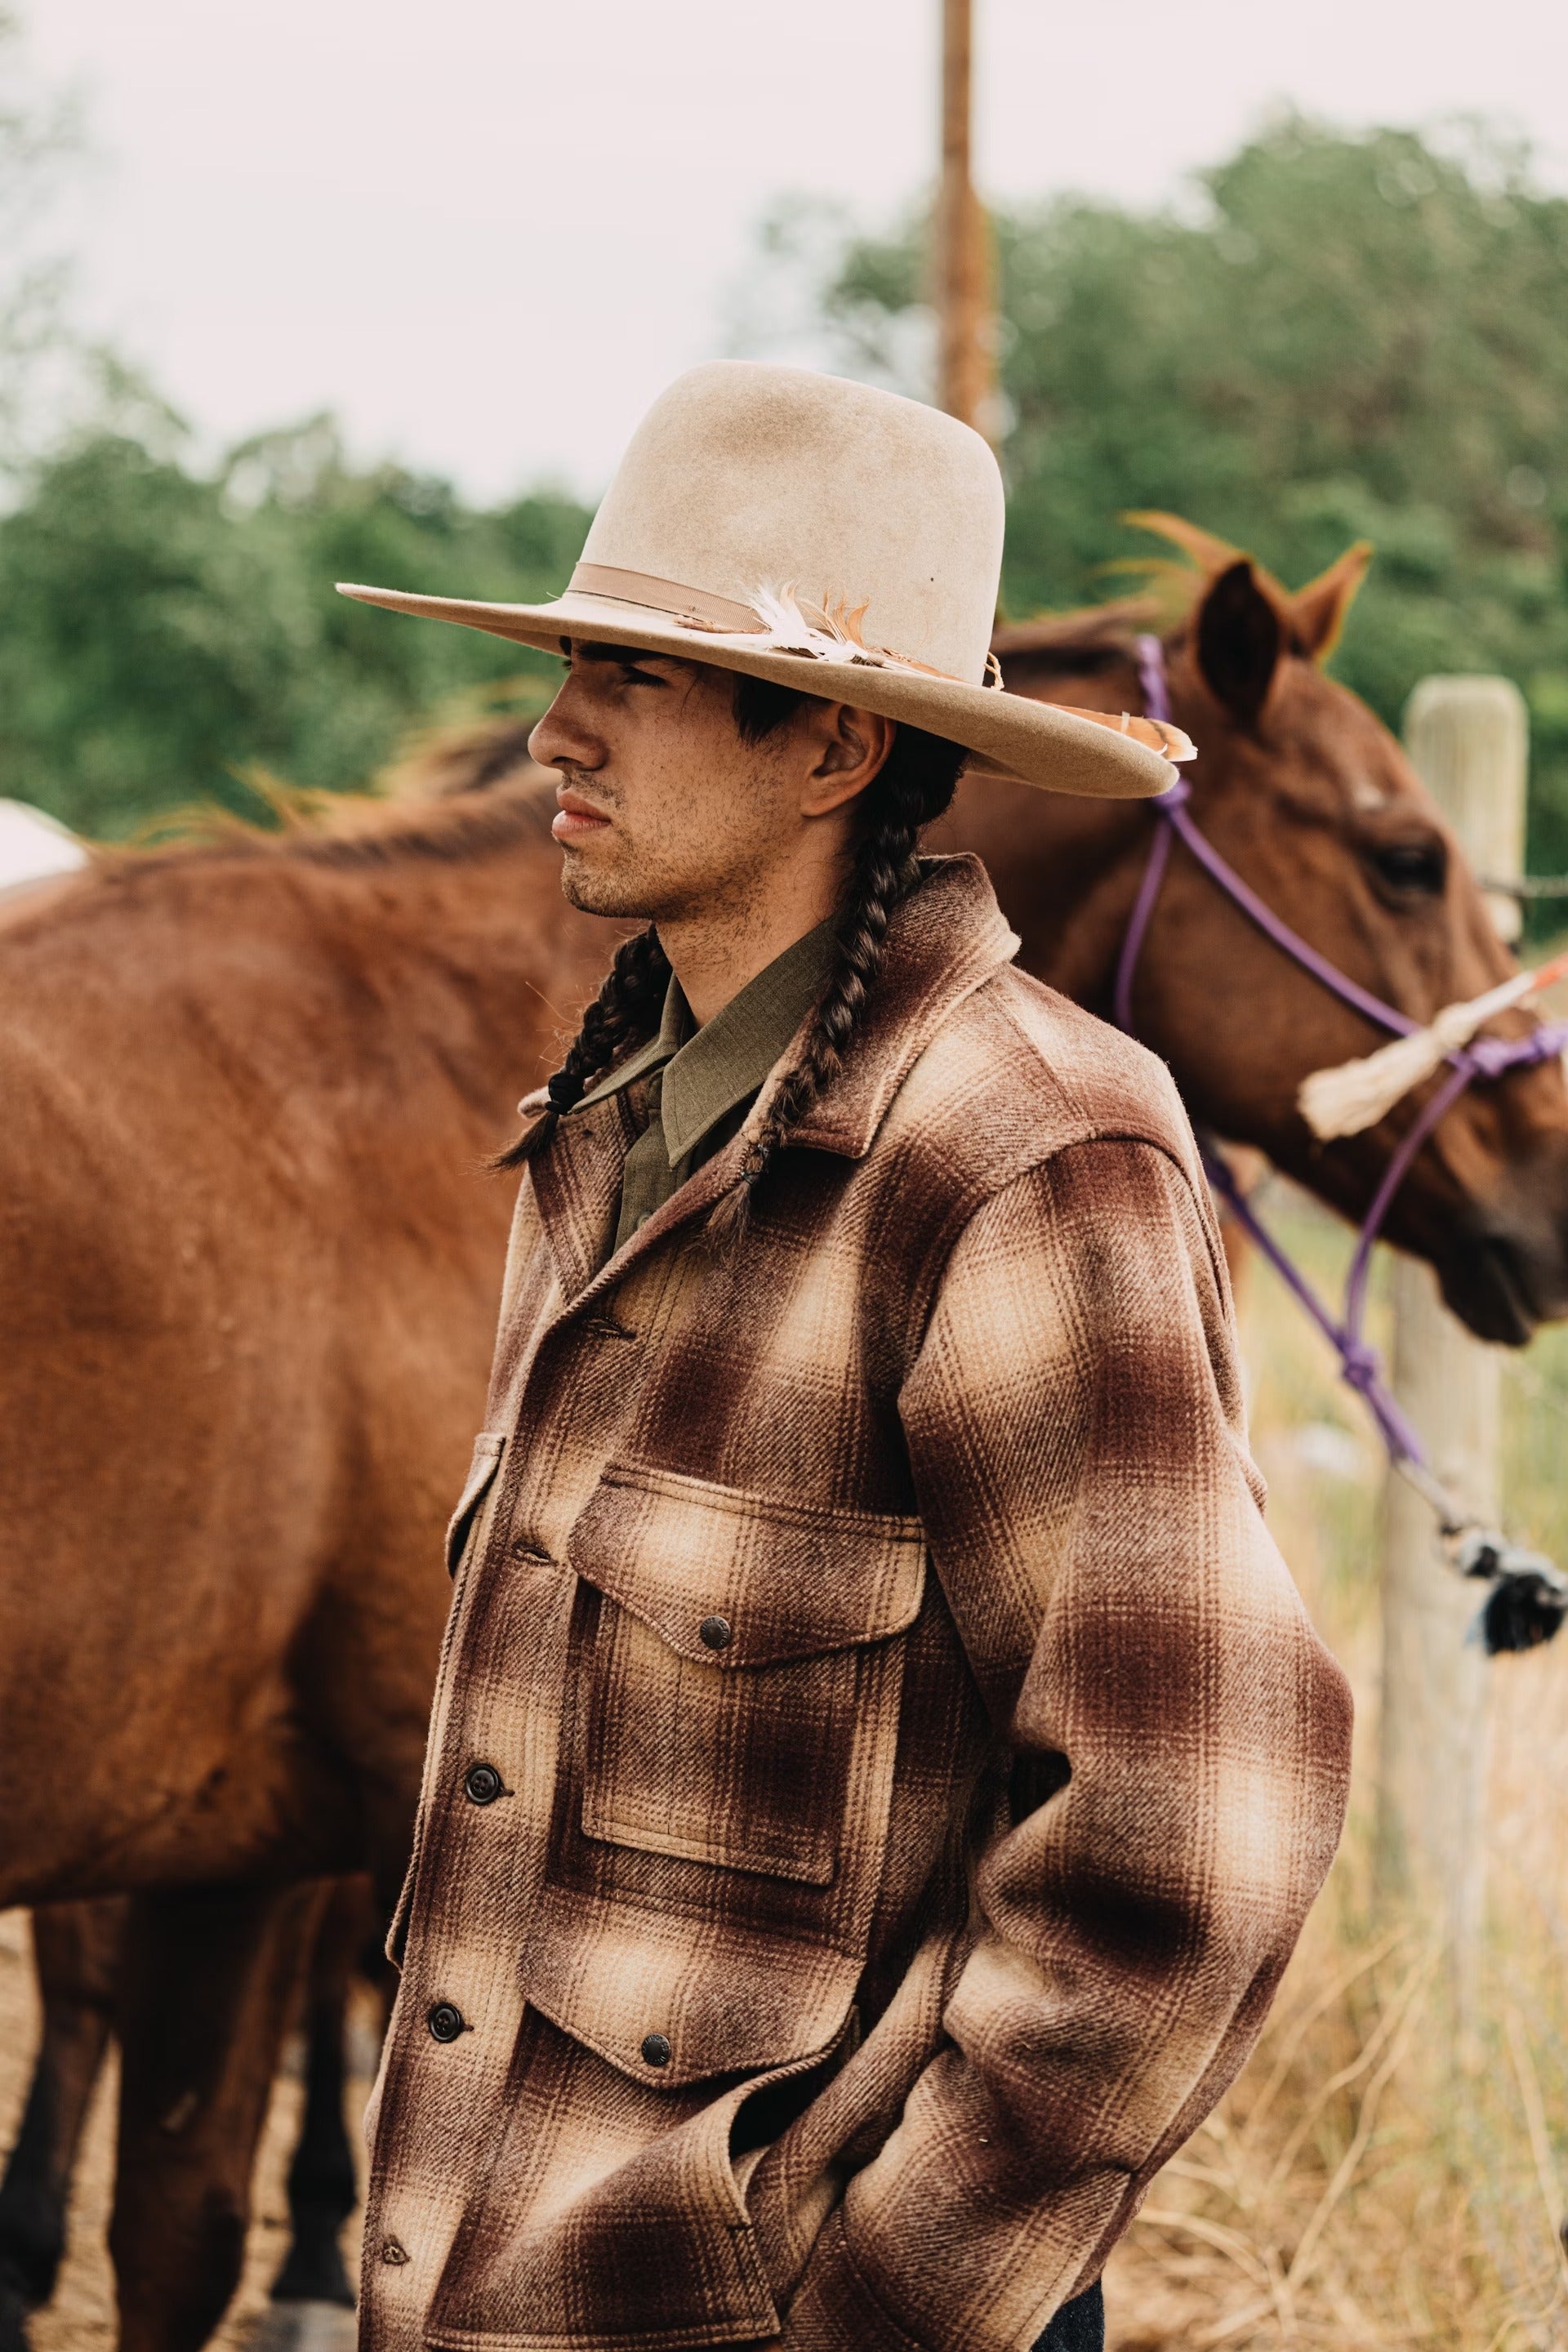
[1376, 677, 1529, 2020]
[935, 0, 996, 435]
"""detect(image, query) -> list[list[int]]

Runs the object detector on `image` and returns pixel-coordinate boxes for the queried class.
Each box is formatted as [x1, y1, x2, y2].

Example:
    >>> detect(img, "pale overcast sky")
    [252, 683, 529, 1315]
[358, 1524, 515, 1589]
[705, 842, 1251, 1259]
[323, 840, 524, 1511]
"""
[22, 0, 1568, 501]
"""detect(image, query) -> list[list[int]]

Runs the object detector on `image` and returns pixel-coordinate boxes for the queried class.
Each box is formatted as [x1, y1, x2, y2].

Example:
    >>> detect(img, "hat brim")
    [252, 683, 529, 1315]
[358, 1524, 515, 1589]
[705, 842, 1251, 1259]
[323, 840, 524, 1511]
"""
[336, 583, 1183, 800]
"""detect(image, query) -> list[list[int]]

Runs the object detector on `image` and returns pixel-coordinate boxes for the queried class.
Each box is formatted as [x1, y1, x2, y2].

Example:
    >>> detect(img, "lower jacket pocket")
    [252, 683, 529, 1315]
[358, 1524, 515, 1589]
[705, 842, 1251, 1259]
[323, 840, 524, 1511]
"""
[424, 2008, 857, 2349]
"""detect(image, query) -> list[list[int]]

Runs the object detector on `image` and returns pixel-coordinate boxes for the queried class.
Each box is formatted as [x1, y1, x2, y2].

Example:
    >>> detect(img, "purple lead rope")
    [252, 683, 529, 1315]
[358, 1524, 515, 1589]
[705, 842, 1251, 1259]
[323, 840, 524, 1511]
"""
[1120, 636, 1568, 1547]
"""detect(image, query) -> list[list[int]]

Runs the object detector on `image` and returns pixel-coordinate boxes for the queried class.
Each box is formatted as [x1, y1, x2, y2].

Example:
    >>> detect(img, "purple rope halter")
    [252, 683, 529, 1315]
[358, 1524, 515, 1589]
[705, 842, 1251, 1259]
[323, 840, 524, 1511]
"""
[1116, 637, 1568, 1647]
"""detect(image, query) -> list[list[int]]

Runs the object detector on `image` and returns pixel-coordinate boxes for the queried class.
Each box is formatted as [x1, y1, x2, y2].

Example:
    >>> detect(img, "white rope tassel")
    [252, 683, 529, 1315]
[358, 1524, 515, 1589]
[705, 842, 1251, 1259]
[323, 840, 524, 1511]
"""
[1298, 951, 1568, 1141]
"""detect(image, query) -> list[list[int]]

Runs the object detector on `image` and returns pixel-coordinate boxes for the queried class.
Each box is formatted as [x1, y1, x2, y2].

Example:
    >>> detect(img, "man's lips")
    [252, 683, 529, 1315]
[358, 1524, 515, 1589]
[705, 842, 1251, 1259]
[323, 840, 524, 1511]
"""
[551, 789, 612, 842]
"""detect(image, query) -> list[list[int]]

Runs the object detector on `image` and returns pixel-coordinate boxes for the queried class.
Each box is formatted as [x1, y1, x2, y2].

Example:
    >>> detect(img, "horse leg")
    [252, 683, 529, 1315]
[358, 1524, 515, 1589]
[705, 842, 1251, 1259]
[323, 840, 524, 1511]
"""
[0, 1898, 129, 2352]
[109, 1879, 325, 2352]
[268, 1878, 376, 2310]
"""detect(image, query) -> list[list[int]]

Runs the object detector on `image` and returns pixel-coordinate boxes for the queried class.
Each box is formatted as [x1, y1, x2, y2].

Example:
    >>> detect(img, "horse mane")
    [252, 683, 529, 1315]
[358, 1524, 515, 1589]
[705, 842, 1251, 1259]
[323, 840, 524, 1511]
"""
[991, 512, 1371, 672]
[992, 593, 1160, 671]
[88, 720, 553, 883]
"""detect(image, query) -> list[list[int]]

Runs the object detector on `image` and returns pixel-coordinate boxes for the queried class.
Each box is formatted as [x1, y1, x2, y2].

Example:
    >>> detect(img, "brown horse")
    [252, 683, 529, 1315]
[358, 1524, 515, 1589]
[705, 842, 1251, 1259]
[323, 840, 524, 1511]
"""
[3, 533, 1566, 2352]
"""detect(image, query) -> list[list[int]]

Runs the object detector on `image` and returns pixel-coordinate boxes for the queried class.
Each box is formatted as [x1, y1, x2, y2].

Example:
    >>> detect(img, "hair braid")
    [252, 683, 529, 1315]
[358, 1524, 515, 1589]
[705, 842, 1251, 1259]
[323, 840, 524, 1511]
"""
[495, 924, 670, 1169]
[711, 699, 967, 1241]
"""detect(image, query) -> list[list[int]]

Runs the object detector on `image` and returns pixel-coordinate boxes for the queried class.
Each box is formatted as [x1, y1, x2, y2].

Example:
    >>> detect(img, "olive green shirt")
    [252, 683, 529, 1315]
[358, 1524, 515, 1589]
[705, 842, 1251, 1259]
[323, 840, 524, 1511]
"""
[573, 920, 836, 1258]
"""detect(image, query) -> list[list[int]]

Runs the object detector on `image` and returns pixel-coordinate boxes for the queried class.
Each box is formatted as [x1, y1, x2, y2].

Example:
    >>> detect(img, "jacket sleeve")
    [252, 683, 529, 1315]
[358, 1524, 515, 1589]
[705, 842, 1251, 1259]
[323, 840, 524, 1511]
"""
[785, 1137, 1352, 2352]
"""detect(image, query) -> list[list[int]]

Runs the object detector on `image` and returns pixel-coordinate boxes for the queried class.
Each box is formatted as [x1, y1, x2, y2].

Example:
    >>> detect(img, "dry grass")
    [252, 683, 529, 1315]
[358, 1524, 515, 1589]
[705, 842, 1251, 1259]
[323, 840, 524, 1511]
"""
[1107, 1183, 1568, 2350]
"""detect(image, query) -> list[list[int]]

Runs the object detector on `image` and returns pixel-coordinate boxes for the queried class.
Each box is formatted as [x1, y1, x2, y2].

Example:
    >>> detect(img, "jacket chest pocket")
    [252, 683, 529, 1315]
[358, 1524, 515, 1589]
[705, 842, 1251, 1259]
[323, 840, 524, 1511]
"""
[567, 1463, 926, 1889]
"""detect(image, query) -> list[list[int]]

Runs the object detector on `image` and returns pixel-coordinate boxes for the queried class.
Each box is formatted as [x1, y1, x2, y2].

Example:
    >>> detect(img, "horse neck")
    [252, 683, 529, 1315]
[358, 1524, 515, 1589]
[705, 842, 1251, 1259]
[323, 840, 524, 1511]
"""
[943, 642, 1161, 1015]
[0, 787, 604, 1120]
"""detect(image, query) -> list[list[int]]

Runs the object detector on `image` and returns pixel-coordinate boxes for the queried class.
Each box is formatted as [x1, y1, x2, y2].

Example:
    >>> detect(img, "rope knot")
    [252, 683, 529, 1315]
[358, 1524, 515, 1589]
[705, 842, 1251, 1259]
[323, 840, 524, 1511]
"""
[1339, 1339, 1383, 1394]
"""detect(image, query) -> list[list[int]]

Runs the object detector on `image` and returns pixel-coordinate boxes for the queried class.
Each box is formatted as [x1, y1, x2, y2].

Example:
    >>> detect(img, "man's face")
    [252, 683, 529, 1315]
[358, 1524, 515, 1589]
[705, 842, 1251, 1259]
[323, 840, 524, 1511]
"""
[527, 644, 820, 926]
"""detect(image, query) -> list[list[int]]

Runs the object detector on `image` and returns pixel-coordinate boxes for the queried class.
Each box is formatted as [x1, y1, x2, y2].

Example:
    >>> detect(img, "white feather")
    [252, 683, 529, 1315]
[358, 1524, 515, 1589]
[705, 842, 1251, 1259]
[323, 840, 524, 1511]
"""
[737, 585, 890, 666]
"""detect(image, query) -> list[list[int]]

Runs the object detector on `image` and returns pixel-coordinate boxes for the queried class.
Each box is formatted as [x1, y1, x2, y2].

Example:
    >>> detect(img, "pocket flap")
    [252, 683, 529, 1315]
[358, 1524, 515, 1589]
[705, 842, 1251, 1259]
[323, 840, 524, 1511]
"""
[567, 1462, 925, 1666]
[445, 1432, 506, 1578]
[527, 1886, 862, 2085]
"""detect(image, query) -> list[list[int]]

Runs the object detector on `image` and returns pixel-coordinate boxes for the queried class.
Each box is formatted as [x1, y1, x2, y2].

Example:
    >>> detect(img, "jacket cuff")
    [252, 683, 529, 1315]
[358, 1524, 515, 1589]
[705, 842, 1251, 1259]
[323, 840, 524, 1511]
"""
[778, 2213, 924, 2352]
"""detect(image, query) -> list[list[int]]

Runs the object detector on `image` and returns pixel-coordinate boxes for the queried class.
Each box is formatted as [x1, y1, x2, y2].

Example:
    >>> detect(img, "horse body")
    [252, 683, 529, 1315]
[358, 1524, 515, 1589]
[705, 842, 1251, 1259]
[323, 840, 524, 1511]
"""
[6, 541, 1568, 2349]
[0, 794, 610, 1913]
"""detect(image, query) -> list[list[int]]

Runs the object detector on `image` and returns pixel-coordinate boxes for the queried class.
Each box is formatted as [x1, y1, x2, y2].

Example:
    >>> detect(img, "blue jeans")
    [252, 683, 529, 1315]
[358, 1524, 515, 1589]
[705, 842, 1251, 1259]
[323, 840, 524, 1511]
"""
[1032, 2281, 1103, 2352]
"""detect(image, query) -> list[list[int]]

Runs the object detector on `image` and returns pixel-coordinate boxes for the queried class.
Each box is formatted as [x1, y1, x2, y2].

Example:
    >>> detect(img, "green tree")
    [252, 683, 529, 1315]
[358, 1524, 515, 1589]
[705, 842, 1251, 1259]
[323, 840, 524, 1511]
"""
[0, 411, 590, 834]
[782, 116, 1568, 877]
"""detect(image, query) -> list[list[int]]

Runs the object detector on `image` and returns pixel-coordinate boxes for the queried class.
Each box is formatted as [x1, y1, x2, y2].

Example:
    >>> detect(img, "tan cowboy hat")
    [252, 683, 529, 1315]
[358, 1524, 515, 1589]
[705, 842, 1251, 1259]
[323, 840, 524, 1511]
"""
[337, 362, 1192, 798]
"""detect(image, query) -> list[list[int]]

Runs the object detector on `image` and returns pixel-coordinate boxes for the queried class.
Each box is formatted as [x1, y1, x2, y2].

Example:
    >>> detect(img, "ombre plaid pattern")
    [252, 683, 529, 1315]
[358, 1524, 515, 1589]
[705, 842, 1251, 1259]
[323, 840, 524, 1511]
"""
[359, 857, 1352, 2352]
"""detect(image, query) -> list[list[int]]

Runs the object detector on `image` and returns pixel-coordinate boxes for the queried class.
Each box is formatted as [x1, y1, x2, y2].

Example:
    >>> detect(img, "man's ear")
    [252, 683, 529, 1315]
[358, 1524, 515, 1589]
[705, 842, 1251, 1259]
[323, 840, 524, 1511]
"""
[801, 704, 896, 815]
[1194, 559, 1284, 729]
[1290, 541, 1373, 664]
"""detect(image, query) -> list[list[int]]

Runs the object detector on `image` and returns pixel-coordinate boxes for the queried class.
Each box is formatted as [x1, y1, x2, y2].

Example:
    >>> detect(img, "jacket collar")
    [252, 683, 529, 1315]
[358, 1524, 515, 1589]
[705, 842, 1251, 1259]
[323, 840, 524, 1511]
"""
[528, 855, 1018, 1309]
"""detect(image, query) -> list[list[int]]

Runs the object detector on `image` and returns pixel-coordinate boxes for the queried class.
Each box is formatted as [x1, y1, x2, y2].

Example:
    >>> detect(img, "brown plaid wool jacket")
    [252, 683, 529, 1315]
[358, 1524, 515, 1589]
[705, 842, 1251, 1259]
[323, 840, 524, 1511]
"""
[360, 855, 1352, 2352]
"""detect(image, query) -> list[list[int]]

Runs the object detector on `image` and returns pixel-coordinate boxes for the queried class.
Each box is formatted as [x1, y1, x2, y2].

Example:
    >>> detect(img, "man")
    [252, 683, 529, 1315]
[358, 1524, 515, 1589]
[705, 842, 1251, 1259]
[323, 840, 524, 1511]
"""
[340, 363, 1351, 2352]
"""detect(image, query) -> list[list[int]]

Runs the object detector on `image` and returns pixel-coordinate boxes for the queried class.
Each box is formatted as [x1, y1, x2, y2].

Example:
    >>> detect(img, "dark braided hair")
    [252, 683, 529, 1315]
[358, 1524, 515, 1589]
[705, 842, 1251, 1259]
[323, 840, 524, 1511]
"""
[497, 924, 672, 1168]
[501, 672, 966, 1184]
[715, 676, 966, 1236]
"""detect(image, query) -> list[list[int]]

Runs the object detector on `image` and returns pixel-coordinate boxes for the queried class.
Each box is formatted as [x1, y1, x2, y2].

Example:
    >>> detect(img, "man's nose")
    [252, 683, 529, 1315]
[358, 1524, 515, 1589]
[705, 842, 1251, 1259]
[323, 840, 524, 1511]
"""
[528, 676, 604, 771]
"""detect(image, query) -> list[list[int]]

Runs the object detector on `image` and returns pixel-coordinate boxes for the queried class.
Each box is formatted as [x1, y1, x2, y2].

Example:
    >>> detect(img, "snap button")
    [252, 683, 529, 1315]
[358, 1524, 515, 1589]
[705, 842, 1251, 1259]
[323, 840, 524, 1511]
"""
[464, 1762, 504, 1806]
[640, 2032, 672, 2068]
[426, 2001, 466, 2043]
[381, 2237, 411, 2266]
[698, 1615, 732, 1651]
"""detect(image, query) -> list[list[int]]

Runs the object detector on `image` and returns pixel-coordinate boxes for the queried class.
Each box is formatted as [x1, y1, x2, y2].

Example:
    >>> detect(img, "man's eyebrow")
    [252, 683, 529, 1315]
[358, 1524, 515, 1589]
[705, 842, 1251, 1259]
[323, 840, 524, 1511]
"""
[565, 639, 688, 669]
[569, 640, 653, 664]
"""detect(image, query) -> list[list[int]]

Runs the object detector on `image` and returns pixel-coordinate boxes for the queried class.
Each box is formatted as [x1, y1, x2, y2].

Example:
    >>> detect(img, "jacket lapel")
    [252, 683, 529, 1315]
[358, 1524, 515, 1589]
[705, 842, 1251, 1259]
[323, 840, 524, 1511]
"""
[527, 1089, 639, 1304]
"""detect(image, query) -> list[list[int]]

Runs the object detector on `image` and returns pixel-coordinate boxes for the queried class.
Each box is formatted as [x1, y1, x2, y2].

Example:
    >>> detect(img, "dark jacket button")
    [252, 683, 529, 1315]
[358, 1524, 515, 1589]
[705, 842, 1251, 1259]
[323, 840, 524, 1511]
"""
[699, 1615, 732, 1651]
[380, 2237, 411, 2266]
[640, 2032, 672, 2068]
[427, 2001, 466, 2043]
[464, 1762, 504, 1806]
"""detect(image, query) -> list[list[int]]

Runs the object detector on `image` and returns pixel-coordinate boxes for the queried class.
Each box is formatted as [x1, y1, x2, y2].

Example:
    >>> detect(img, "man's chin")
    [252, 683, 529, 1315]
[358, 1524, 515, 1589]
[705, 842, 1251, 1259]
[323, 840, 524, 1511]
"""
[559, 851, 653, 921]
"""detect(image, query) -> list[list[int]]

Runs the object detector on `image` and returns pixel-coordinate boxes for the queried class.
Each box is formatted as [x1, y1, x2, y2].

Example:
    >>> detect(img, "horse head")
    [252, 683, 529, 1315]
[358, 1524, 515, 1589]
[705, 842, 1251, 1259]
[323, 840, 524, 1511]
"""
[969, 523, 1568, 1347]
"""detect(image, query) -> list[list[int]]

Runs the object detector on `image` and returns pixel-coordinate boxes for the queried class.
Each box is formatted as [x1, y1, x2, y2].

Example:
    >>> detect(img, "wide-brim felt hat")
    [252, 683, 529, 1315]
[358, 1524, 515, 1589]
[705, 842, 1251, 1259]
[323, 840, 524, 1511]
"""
[338, 363, 1193, 799]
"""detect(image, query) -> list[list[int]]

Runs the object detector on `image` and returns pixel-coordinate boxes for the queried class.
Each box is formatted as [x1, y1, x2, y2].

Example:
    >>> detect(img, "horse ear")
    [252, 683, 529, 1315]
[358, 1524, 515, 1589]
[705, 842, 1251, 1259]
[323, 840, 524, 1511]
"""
[1194, 559, 1283, 728]
[1122, 510, 1244, 576]
[1290, 541, 1374, 663]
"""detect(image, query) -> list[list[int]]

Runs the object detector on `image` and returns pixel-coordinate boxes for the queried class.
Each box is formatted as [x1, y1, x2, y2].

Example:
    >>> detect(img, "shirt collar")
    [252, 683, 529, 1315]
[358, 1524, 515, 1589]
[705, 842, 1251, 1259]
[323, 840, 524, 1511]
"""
[573, 917, 837, 1167]
[572, 975, 688, 1113]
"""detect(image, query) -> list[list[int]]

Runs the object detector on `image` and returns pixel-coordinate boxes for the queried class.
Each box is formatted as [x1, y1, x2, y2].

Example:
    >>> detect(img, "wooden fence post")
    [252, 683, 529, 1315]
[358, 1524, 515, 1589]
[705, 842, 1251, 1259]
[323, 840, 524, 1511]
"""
[935, 0, 996, 435]
[1375, 677, 1529, 2015]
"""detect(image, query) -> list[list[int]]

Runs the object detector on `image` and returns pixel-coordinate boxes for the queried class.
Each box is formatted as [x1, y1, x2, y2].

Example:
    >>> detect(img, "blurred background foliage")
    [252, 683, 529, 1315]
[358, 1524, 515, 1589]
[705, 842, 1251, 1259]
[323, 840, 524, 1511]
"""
[0, 399, 589, 833]
[764, 113, 1568, 879]
[6, 64, 1568, 860]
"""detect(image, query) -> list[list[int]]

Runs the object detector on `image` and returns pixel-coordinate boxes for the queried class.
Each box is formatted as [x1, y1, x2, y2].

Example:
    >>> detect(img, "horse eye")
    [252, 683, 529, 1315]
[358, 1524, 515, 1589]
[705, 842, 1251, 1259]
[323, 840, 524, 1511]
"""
[1367, 840, 1447, 898]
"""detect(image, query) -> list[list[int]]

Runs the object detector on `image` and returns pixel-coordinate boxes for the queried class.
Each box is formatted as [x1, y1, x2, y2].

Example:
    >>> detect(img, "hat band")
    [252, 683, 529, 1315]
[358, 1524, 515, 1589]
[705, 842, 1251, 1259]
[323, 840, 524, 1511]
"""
[568, 564, 766, 635]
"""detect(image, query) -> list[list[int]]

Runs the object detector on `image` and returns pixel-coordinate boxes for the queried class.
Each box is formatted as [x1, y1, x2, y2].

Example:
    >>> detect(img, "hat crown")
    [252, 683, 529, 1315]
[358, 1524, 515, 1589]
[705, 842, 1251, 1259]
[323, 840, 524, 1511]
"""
[578, 363, 1004, 687]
